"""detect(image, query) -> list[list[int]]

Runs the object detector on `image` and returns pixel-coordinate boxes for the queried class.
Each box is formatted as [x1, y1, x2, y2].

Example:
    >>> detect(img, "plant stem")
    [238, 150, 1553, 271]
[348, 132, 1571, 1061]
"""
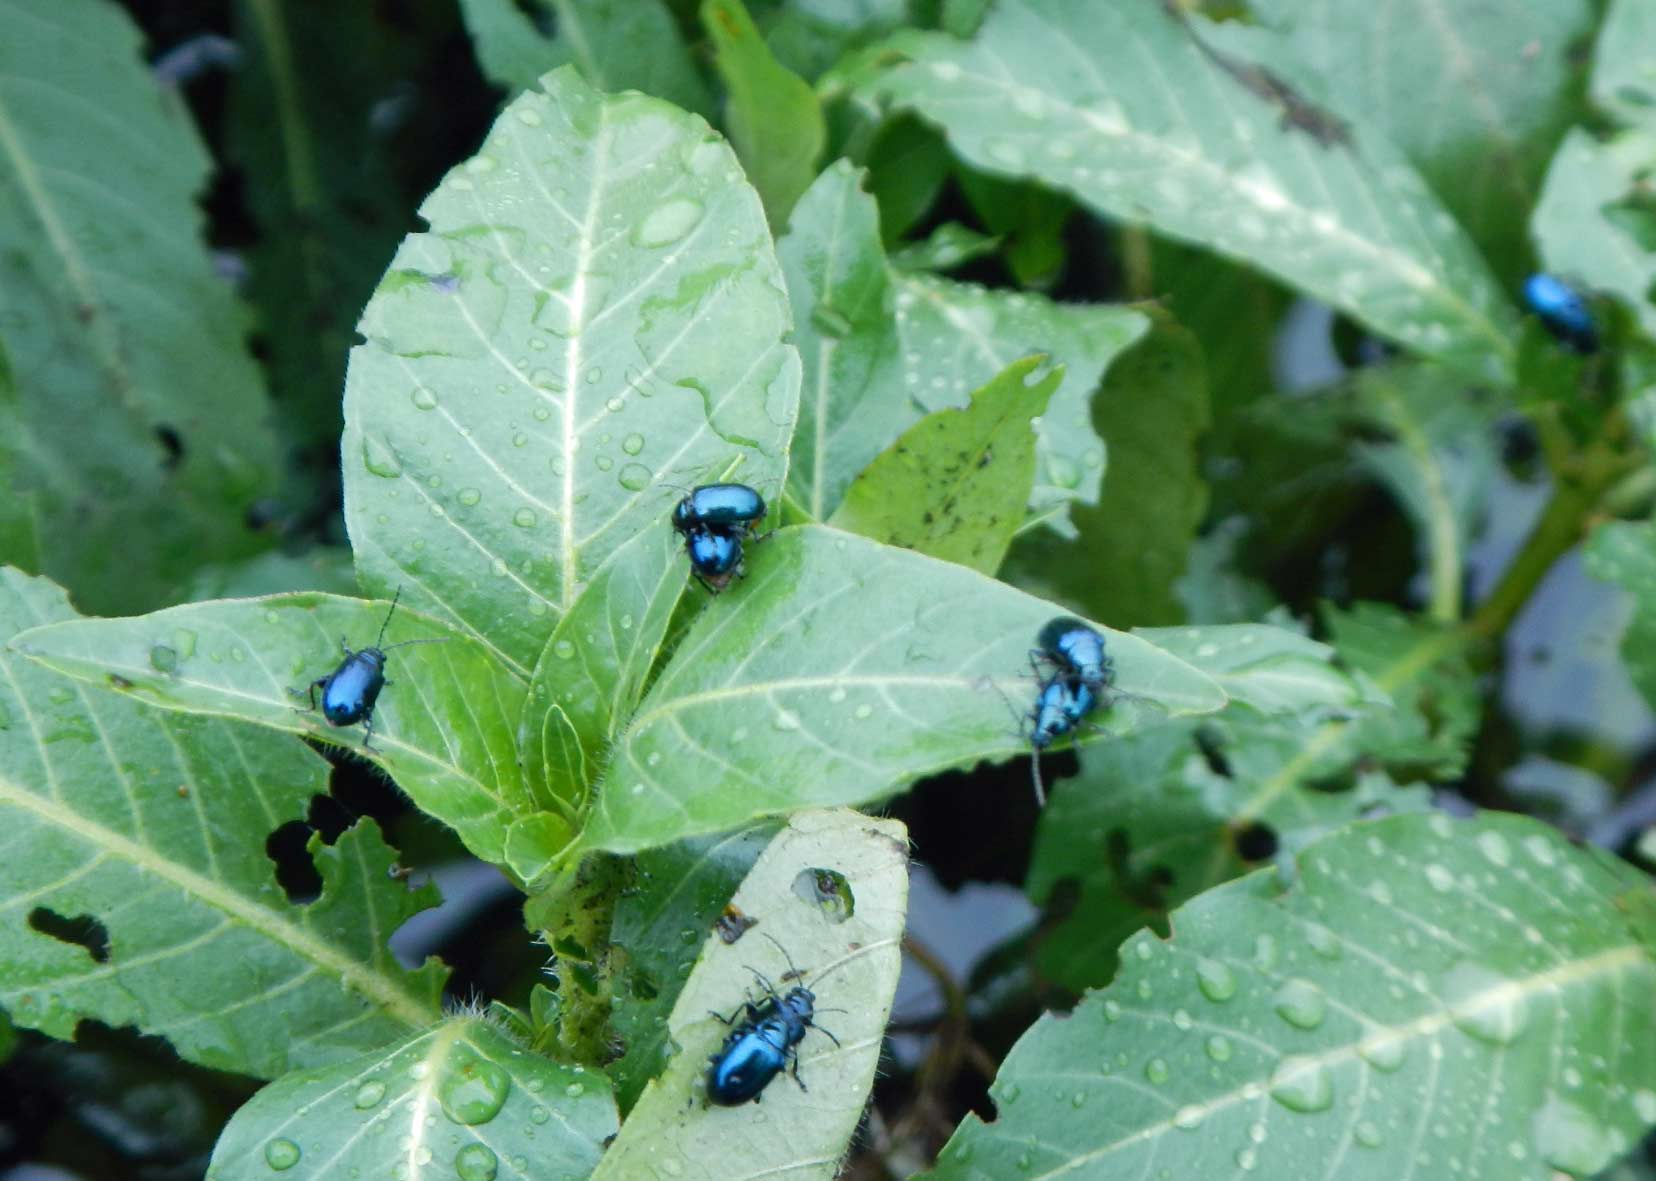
[1466, 424, 1636, 645]
[543, 852, 621, 1066]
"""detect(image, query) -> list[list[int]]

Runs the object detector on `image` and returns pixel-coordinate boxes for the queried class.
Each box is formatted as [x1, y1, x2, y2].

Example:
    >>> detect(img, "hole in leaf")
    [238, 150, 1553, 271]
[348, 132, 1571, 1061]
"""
[793, 867, 854, 923]
[28, 908, 110, 963]
[1233, 821, 1279, 862]
[265, 820, 321, 904]
[715, 903, 758, 944]
[154, 425, 184, 471]
[1193, 723, 1231, 777]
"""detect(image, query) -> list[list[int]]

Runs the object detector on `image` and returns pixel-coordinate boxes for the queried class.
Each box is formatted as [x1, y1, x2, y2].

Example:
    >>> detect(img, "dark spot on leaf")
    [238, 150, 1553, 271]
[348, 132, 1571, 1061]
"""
[715, 904, 758, 944]
[266, 820, 322, 904]
[29, 908, 110, 962]
[1233, 821, 1279, 862]
[154, 425, 184, 471]
[1193, 723, 1230, 777]
[107, 674, 133, 691]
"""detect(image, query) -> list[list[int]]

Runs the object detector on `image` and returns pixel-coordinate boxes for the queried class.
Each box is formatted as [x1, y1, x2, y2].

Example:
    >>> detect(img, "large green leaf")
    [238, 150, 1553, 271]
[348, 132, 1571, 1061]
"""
[1244, 0, 1593, 285]
[0, 0, 279, 612]
[593, 809, 908, 1180]
[343, 67, 799, 678]
[779, 160, 1144, 529]
[1585, 520, 1656, 713]
[870, 0, 1520, 381]
[11, 593, 531, 867]
[1592, 0, 1656, 136]
[1007, 316, 1209, 626]
[0, 570, 443, 1080]
[704, 0, 826, 226]
[1533, 128, 1656, 340]
[941, 812, 1656, 1180]
[582, 524, 1229, 852]
[457, 0, 712, 115]
[206, 1016, 616, 1180]
[832, 355, 1059, 574]
[608, 822, 775, 1113]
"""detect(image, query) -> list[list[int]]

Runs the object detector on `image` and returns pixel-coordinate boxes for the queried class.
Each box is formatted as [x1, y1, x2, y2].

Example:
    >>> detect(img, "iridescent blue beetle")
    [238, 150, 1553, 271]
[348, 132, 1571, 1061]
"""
[1026, 676, 1097, 807]
[295, 590, 442, 750]
[671, 483, 766, 592]
[1034, 616, 1113, 691]
[1522, 274, 1598, 354]
[706, 943, 840, 1105]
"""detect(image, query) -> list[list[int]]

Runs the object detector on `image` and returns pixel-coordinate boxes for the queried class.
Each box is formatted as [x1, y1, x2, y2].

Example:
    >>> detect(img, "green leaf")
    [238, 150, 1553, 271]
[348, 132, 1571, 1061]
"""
[939, 812, 1656, 1181]
[780, 161, 1145, 528]
[582, 524, 1227, 852]
[593, 809, 908, 1180]
[1245, 0, 1594, 285]
[832, 355, 1059, 574]
[889, 221, 1002, 273]
[457, 0, 712, 115]
[1135, 623, 1380, 716]
[1174, 518, 1278, 625]
[1533, 128, 1656, 340]
[206, 1016, 617, 1180]
[1591, 0, 1656, 136]
[1006, 315, 1209, 626]
[1585, 519, 1656, 712]
[521, 521, 688, 822]
[764, 0, 910, 82]
[227, 0, 453, 451]
[0, 571, 443, 1079]
[955, 167, 1071, 289]
[703, 0, 826, 226]
[11, 593, 531, 867]
[342, 68, 799, 678]
[609, 822, 776, 1112]
[870, 0, 1519, 381]
[0, 0, 280, 613]
[863, 115, 953, 240]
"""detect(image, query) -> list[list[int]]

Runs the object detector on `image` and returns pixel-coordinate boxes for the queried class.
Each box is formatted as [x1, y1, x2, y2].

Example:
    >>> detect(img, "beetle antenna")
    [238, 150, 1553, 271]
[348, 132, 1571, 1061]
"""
[380, 636, 451, 654]
[374, 587, 403, 650]
[759, 931, 803, 982]
[1030, 749, 1048, 808]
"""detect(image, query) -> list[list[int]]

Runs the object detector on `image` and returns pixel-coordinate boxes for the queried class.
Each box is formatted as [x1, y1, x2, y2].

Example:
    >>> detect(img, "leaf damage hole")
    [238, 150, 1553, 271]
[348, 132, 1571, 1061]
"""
[154, 425, 184, 471]
[266, 820, 322, 904]
[1233, 821, 1280, 863]
[793, 867, 855, 923]
[28, 907, 110, 963]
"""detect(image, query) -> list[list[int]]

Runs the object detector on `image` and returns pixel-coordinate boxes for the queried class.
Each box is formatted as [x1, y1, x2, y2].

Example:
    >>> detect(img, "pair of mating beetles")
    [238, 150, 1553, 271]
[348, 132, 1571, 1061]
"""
[297, 484, 767, 744]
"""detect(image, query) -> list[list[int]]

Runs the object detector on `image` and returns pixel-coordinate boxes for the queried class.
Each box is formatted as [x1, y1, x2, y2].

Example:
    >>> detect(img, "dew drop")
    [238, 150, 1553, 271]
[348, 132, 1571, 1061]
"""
[852, 703, 874, 720]
[1357, 1028, 1407, 1072]
[1305, 925, 1341, 959]
[1443, 960, 1527, 1046]
[1070, 1091, 1088, 1108]
[1253, 934, 1278, 970]
[1173, 1105, 1204, 1130]
[264, 1138, 301, 1170]
[1172, 1009, 1193, 1031]
[455, 1142, 499, 1181]
[1234, 1147, 1257, 1171]
[1205, 1035, 1232, 1062]
[437, 1049, 511, 1125]
[633, 198, 705, 247]
[457, 487, 482, 507]
[513, 507, 538, 528]
[1273, 979, 1327, 1030]
[622, 433, 645, 455]
[354, 1080, 386, 1109]
[529, 1106, 549, 1124]
[1533, 1094, 1614, 1176]
[1196, 957, 1237, 1002]
[998, 1082, 1021, 1103]
[585, 367, 603, 385]
[149, 645, 179, 673]
[1424, 863, 1455, 892]
[772, 709, 802, 732]
[411, 387, 438, 410]
[1102, 1000, 1122, 1023]
[362, 436, 403, 479]
[1144, 1058, 1170, 1085]
[553, 639, 575, 660]
[1355, 1121, 1383, 1148]
[564, 1081, 585, 1098]
[1269, 1056, 1333, 1113]
[514, 106, 543, 126]
[619, 463, 651, 491]
[1477, 831, 1512, 867]
[595, 454, 613, 471]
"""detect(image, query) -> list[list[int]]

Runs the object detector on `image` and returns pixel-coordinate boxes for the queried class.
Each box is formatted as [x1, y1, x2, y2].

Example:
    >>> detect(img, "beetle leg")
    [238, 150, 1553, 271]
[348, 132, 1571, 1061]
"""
[790, 1054, 809, 1093]
[361, 711, 379, 754]
[289, 679, 324, 712]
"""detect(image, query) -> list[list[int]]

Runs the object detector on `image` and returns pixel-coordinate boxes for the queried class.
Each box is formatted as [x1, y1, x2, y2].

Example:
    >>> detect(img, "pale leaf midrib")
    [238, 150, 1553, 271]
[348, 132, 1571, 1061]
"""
[0, 769, 438, 1029]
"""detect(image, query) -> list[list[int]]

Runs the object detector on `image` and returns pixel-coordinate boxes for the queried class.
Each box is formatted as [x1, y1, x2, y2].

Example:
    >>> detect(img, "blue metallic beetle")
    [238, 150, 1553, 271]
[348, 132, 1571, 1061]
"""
[1026, 676, 1098, 807]
[295, 590, 442, 750]
[1034, 616, 1113, 691]
[671, 482, 766, 592]
[706, 945, 840, 1105]
[1522, 274, 1598, 354]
